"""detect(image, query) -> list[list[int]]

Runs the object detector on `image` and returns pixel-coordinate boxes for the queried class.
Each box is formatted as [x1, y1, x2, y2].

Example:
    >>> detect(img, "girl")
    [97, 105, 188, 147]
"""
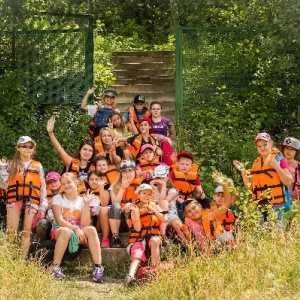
[124, 183, 166, 286]
[4, 136, 47, 258]
[233, 132, 292, 225]
[51, 172, 104, 282]
[87, 170, 111, 248]
[107, 111, 133, 142]
[150, 101, 176, 143]
[94, 127, 123, 166]
[47, 116, 96, 182]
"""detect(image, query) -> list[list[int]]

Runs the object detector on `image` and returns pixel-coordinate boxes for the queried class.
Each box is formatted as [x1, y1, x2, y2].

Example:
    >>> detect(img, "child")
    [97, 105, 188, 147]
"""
[124, 95, 151, 134]
[109, 160, 144, 248]
[136, 144, 161, 180]
[124, 183, 166, 286]
[107, 111, 133, 142]
[182, 180, 232, 251]
[233, 132, 292, 226]
[86, 170, 111, 248]
[280, 137, 300, 229]
[170, 151, 206, 204]
[118, 116, 161, 160]
[35, 171, 62, 242]
[51, 172, 104, 282]
[4, 136, 47, 258]
[80, 87, 120, 138]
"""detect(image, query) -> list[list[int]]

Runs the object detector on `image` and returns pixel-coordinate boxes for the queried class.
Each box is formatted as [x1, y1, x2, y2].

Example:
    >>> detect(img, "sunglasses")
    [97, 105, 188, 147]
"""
[18, 145, 34, 150]
[105, 95, 115, 100]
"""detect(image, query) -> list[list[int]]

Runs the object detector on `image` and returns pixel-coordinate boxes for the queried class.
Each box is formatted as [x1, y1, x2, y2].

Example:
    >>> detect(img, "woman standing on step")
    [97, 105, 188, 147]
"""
[51, 172, 104, 282]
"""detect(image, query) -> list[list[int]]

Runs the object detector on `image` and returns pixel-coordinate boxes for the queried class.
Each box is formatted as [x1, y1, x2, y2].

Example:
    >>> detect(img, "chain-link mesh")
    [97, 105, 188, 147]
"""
[175, 27, 300, 123]
[0, 11, 93, 105]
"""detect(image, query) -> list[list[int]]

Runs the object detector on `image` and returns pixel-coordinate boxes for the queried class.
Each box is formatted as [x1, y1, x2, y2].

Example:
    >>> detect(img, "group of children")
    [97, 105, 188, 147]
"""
[0, 86, 299, 286]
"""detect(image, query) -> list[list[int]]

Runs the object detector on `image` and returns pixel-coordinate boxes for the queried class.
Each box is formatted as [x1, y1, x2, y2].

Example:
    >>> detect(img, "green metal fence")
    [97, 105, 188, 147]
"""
[0, 11, 94, 105]
[175, 26, 300, 126]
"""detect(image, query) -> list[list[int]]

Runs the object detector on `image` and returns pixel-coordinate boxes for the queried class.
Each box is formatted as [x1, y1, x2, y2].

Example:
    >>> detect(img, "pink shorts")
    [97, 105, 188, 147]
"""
[50, 228, 58, 240]
[7, 200, 38, 214]
[127, 237, 161, 263]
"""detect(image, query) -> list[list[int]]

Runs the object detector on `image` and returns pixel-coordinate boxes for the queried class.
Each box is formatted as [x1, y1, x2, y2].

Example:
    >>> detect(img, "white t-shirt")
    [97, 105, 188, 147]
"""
[52, 194, 84, 226]
[87, 104, 120, 118]
[155, 187, 179, 221]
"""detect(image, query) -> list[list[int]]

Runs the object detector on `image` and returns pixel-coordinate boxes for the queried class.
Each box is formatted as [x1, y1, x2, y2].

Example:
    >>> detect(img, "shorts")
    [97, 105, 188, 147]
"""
[7, 200, 38, 214]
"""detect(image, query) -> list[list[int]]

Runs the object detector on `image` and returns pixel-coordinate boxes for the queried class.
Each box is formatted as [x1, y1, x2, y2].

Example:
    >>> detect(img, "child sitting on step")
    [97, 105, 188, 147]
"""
[124, 183, 167, 286]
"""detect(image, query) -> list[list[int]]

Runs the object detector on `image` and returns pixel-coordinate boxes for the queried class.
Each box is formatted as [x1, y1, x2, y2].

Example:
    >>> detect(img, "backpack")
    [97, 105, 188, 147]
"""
[89, 106, 114, 138]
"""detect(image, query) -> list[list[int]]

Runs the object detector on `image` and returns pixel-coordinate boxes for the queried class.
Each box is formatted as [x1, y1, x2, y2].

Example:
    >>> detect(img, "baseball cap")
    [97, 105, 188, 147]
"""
[120, 160, 136, 171]
[177, 151, 193, 162]
[139, 116, 154, 134]
[280, 137, 300, 151]
[140, 143, 155, 153]
[214, 185, 224, 194]
[133, 95, 145, 103]
[46, 171, 61, 183]
[135, 183, 153, 194]
[103, 87, 118, 96]
[254, 132, 272, 143]
[17, 136, 36, 146]
[153, 165, 169, 178]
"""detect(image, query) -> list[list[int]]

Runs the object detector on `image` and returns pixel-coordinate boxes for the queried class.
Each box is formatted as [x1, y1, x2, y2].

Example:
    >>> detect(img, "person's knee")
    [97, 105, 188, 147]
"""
[57, 227, 72, 240]
[150, 236, 161, 248]
[170, 219, 182, 230]
[83, 225, 98, 237]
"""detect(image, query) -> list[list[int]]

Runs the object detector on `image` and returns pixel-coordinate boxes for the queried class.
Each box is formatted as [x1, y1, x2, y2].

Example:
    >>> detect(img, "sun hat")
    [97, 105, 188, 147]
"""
[133, 95, 145, 103]
[153, 165, 169, 178]
[280, 137, 300, 151]
[140, 144, 155, 153]
[135, 183, 153, 194]
[120, 160, 136, 171]
[17, 136, 36, 146]
[214, 186, 224, 194]
[177, 151, 193, 162]
[103, 87, 118, 96]
[254, 132, 272, 143]
[46, 171, 61, 183]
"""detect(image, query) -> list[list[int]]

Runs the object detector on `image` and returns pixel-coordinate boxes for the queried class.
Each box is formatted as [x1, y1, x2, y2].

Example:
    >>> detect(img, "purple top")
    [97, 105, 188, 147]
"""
[151, 117, 172, 137]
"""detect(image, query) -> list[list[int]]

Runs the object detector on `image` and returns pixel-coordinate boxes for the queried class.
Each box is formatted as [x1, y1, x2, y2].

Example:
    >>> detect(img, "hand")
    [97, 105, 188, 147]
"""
[155, 147, 162, 156]
[121, 177, 132, 189]
[75, 228, 87, 244]
[83, 189, 94, 204]
[47, 116, 55, 133]
[86, 87, 95, 95]
[98, 179, 107, 188]
[268, 158, 279, 169]
[233, 160, 244, 172]
[150, 179, 165, 189]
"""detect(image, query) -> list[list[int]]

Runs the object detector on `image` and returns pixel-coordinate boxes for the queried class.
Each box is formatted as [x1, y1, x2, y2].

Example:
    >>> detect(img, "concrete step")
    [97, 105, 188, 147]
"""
[114, 69, 173, 78]
[113, 51, 174, 64]
[115, 62, 174, 71]
[114, 78, 174, 85]
[98, 232, 129, 247]
[112, 84, 175, 94]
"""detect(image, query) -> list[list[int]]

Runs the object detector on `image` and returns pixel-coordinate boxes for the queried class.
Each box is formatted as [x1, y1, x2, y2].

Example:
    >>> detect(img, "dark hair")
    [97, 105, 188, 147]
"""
[95, 155, 110, 165]
[74, 139, 96, 163]
[87, 169, 101, 181]
[150, 101, 162, 110]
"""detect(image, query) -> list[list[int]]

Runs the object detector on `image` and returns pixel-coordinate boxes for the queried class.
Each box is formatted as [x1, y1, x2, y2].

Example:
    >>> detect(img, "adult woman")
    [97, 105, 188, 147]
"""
[47, 116, 96, 181]
[233, 132, 292, 225]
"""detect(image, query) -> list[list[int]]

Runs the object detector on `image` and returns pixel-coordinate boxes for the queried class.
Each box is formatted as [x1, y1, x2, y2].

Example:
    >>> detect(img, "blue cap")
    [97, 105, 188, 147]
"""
[103, 88, 118, 96]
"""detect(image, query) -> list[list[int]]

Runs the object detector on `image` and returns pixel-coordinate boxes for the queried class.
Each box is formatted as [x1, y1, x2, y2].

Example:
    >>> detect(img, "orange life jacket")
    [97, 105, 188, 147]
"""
[101, 165, 120, 186]
[93, 136, 115, 164]
[127, 134, 157, 158]
[251, 152, 286, 205]
[128, 105, 151, 132]
[171, 162, 199, 200]
[127, 200, 162, 244]
[120, 176, 144, 208]
[210, 202, 235, 231]
[201, 209, 225, 240]
[7, 160, 41, 205]
[46, 188, 61, 204]
[68, 158, 95, 178]
[138, 156, 161, 173]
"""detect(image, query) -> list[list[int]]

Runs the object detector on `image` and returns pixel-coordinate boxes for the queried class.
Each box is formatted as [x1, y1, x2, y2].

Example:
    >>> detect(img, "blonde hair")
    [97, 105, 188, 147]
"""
[61, 172, 77, 182]
[99, 127, 115, 139]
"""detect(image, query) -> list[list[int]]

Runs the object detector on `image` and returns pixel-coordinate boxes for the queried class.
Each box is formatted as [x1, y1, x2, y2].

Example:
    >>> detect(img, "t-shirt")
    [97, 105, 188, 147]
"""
[123, 111, 145, 121]
[52, 194, 84, 226]
[151, 117, 173, 137]
[287, 160, 300, 200]
[87, 104, 120, 118]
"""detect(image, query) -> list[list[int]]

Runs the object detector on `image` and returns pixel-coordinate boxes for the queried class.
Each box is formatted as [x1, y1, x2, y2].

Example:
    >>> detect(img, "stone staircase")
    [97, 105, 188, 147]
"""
[111, 51, 176, 121]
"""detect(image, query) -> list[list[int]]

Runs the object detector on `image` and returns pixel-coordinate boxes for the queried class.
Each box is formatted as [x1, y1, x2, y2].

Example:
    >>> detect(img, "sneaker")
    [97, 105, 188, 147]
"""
[124, 274, 136, 286]
[111, 235, 123, 248]
[52, 266, 66, 280]
[93, 265, 104, 283]
[101, 237, 110, 248]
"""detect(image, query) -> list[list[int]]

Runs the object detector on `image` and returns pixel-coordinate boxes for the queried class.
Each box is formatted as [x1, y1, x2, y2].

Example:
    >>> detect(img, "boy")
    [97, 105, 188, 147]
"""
[169, 151, 205, 205]
[280, 137, 300, 229]
[124, 95, 151, 134]
[136, 144, 161, 180]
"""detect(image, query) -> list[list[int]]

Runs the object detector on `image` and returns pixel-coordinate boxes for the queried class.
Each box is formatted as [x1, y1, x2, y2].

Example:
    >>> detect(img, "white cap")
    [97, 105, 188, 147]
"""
[17, 136, 36, 146]
[153, 165, 169, 178]
[214, 186, 224, 194]
[135, 183, 153, 194]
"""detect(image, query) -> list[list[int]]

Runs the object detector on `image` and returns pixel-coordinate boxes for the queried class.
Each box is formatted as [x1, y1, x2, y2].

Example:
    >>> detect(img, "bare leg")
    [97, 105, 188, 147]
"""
[169, 219, 188, 243]
[149, 236, 161, 265]
[21, 211, 36, 258]
[159, 200, 168, 235]
[128, 259, 141, 277]
[6, 208, 22, 242]
[97, 207, 110, 238]
[83, 226, 102, 264]
[53, 227, 71, 265]
[109, 219, 121, 236]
